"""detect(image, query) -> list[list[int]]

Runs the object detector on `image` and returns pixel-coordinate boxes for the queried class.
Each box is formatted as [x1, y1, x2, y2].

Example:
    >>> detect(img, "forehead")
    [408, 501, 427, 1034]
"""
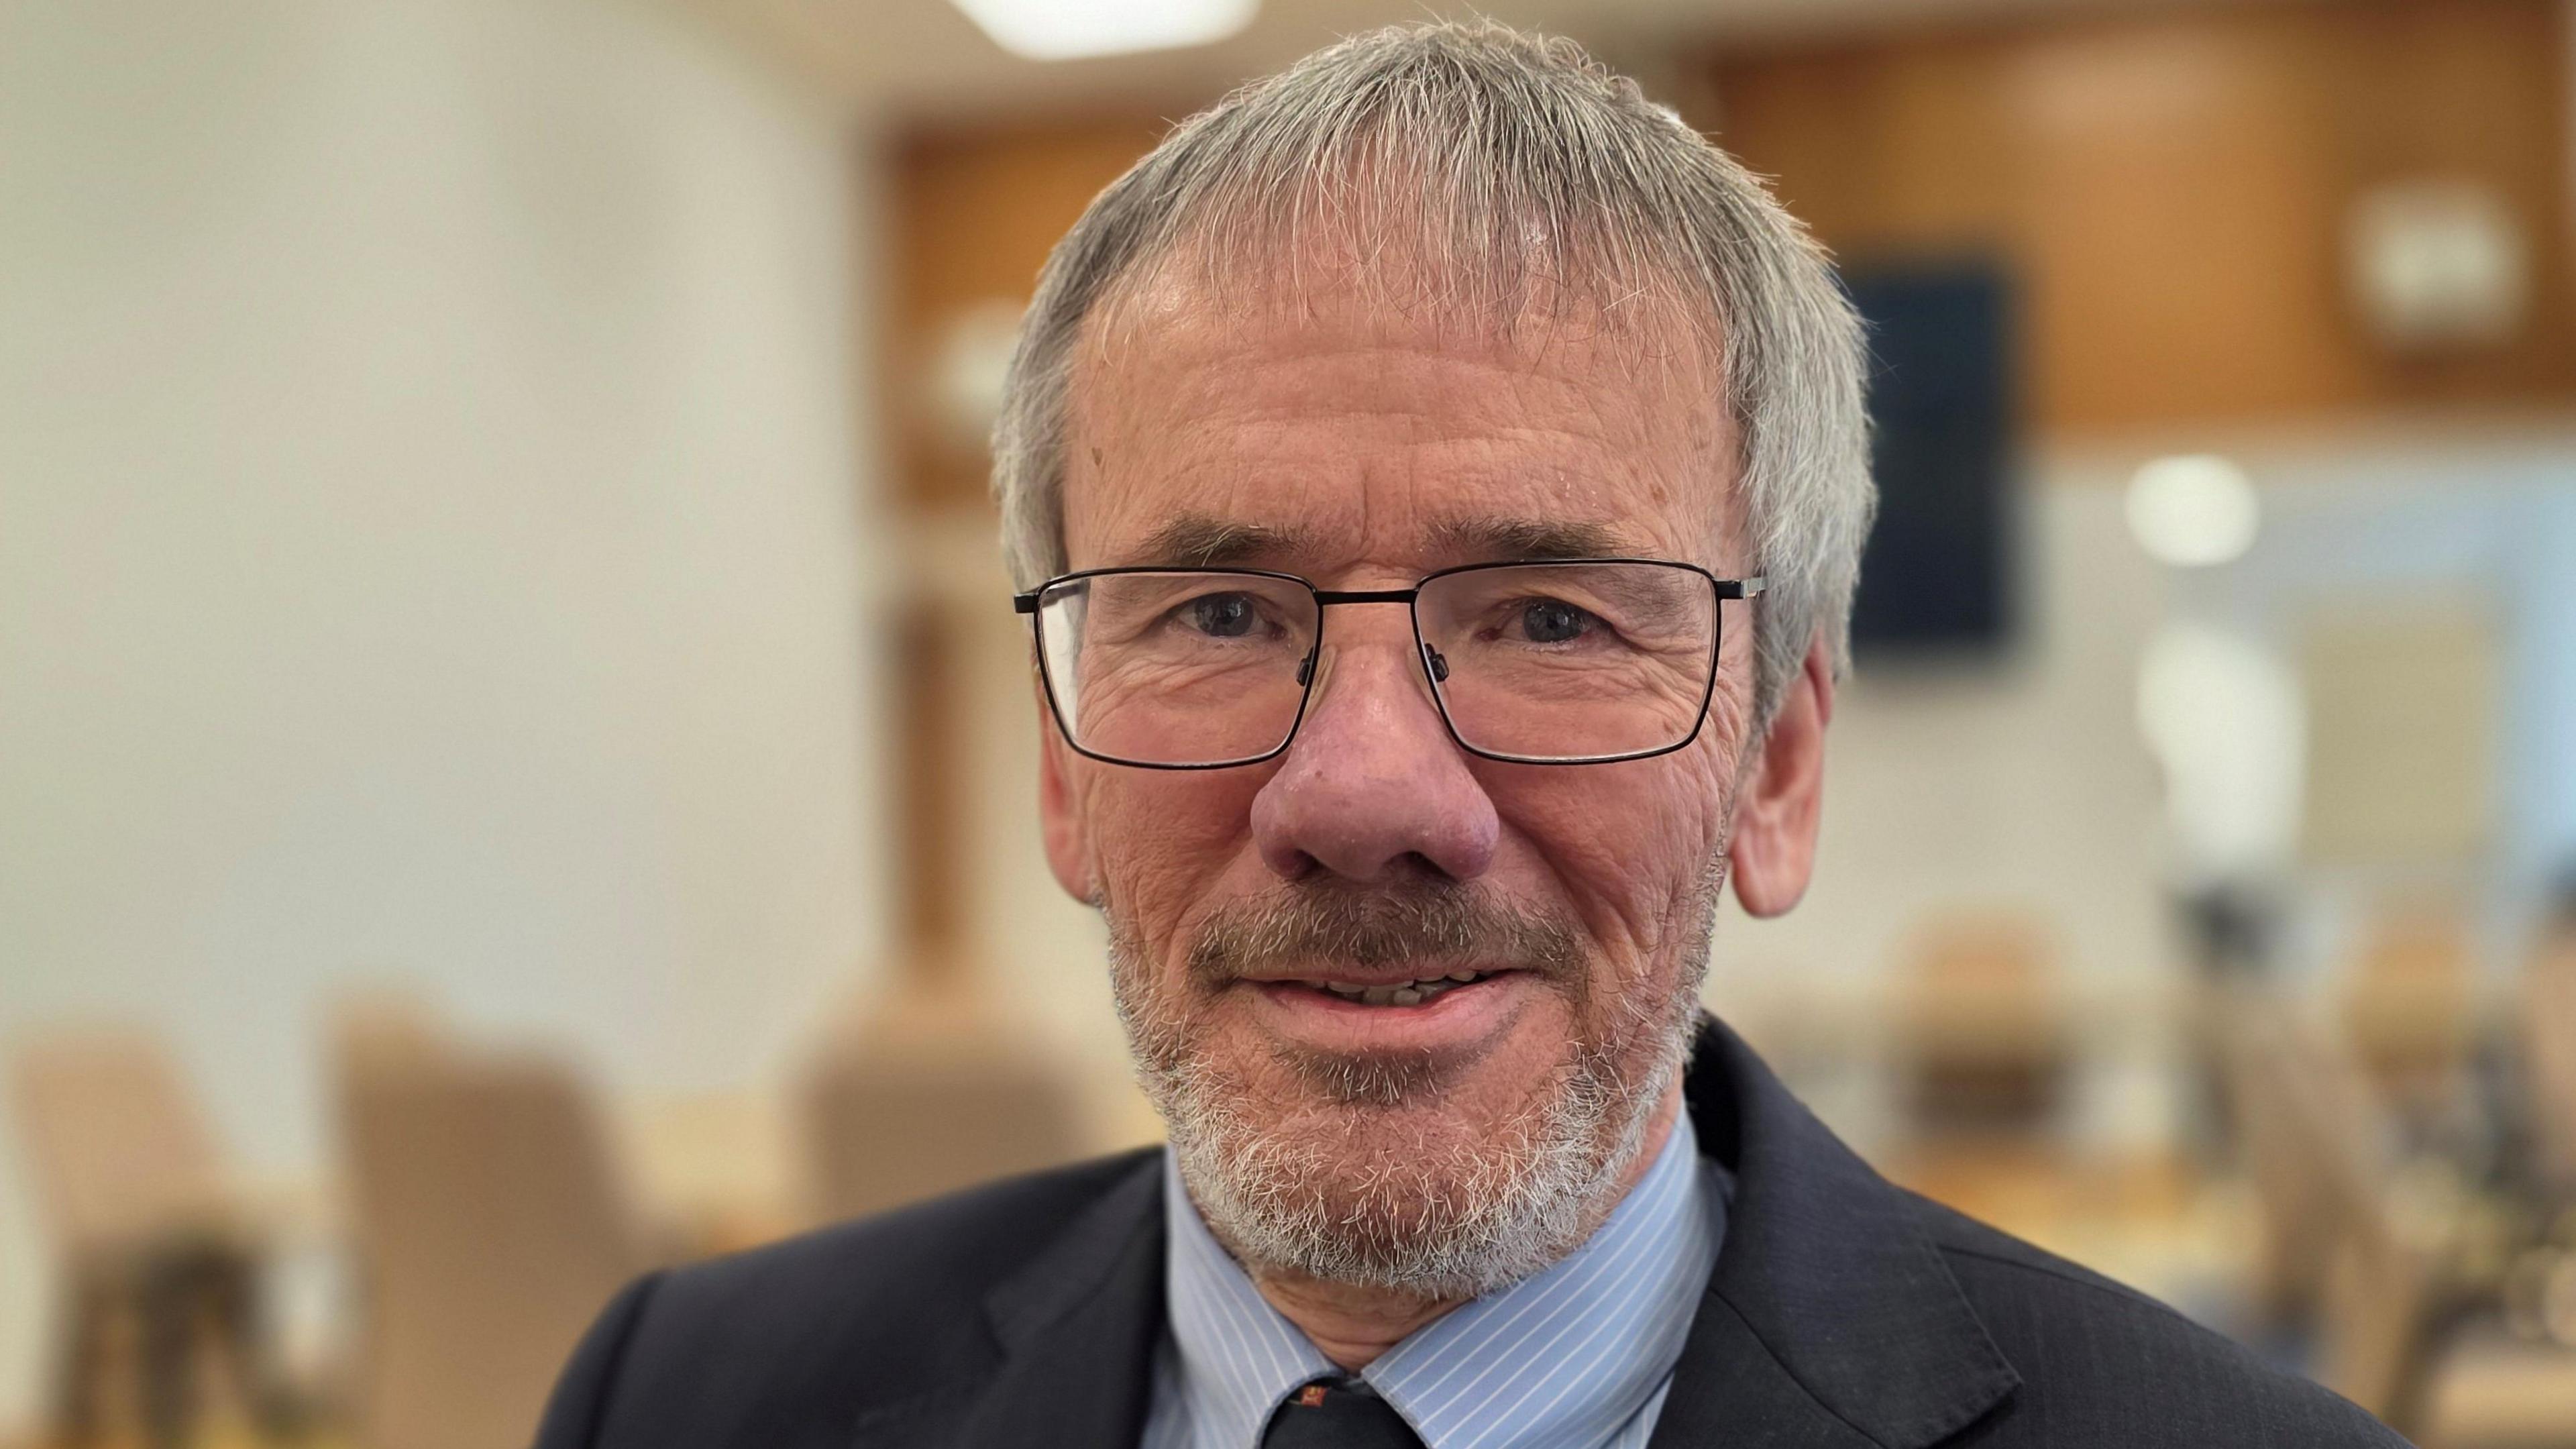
[1060, 262, 1738, 574]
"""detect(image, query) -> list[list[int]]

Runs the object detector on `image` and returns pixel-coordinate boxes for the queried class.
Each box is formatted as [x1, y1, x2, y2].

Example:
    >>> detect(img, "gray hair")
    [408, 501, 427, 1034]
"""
[992, 21, 1873, 718]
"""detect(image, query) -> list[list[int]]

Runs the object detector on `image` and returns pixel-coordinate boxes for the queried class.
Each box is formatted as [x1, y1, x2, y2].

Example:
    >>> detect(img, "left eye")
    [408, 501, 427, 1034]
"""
[1185, 592, 1260, 638]
[1515, 598, 1596, 644]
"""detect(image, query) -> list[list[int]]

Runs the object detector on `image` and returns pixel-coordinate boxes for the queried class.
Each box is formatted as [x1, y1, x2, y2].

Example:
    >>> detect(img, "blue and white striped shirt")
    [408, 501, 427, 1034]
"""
[1142, 1110, 1727, 1449]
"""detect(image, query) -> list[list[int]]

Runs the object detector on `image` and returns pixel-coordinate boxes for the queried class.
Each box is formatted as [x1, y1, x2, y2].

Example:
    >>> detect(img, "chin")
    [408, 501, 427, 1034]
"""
[1148, 1024, 1673, 1298]
[1185, 1110, 1621, 1297]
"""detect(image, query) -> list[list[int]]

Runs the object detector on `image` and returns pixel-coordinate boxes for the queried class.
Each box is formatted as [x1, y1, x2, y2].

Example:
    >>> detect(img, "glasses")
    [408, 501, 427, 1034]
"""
[1013, 559, 1762, 769]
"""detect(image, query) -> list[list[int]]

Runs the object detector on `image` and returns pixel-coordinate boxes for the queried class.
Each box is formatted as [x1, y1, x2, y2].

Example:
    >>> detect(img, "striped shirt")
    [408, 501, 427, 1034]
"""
[1141, 1110, 1727, 1449]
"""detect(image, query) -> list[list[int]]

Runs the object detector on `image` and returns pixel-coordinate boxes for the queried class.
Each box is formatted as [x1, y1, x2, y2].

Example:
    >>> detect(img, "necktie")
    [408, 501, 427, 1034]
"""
[1260, 1377, 1428, 1448]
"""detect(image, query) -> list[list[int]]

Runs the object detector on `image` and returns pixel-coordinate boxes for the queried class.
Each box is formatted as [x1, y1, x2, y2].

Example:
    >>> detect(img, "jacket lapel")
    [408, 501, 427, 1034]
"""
[947, 1152, 1169, 1449]
[887, 1020, 2015, 1449]
[1649, 1020, 2021, 1449]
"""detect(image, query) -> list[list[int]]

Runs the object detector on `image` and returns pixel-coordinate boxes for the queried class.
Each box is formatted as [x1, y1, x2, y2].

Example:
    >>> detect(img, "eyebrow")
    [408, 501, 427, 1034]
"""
[1122, 516, 1313, 569]
[1423, 515, 1638, 561]
[1114, 512, 1644, 571]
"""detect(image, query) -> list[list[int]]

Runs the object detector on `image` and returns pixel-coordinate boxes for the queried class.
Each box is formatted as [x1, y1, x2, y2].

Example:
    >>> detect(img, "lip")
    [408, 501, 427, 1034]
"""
[1238, 965, 1510, 990]
[1243, 971, 1532, 1056]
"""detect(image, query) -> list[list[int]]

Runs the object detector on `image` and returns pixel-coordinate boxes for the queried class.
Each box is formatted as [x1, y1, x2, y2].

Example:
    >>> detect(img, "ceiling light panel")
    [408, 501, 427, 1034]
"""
[947, 0, 1258, 61]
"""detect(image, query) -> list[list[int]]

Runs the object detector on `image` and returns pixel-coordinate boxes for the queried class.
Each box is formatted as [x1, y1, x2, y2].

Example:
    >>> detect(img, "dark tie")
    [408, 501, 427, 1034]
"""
[1260, 1377, 1428, 1448]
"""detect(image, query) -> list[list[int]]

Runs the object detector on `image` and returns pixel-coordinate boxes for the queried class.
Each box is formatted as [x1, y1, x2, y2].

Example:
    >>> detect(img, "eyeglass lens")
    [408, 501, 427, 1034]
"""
[1034, 564, 1719, 767]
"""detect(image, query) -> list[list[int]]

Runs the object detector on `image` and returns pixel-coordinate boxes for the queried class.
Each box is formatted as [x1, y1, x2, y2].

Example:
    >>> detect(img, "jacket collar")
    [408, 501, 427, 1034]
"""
[949, 1155, 1168, 1449]
[951, 1016, 2019, 1449]
[1650, 1016, 2020, 1448]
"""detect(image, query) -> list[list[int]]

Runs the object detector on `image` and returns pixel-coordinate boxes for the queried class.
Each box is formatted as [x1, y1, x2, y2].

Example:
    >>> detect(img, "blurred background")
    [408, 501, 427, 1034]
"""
[4, 0, 2575, 1444]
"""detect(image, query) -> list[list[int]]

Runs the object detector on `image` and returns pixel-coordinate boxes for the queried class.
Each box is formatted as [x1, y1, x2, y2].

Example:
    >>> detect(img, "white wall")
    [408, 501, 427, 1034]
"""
[0, 0, 888, 1428]
[1704, 474, 2180, 1152]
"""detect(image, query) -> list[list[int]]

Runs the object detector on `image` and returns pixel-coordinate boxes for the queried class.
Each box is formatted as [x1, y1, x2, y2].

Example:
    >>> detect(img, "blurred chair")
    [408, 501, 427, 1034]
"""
[339, 1038, 645, 1449]
[1887, 912, 2071, 1134]
[10, 1028, 296, 1448]
[2214, 987, 2363, 1329]
[625, 1089, 799, 1258]
[332, 989, 452, 1077]
[2225, 947, 2576, 1449]
[2214, 986, 2462, 1434]
[2522, 913, 2576, 1202]
[798, 984, 1089, 1224]
[2342, 906, 2481, 1118]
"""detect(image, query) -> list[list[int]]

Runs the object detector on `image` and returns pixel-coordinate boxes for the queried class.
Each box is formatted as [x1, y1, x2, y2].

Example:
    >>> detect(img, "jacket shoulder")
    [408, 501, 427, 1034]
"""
[1903, 1193, 2410, 1446]
[538, 1148, 1164, 1449]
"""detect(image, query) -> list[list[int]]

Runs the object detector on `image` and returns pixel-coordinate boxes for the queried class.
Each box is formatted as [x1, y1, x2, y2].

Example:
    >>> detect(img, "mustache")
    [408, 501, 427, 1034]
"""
[1183, 882, 1587, 987]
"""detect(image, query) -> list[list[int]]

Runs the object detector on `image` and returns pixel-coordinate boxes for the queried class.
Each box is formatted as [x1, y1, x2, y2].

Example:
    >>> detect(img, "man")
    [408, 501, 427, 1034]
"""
[539, 23, 2405, 1448]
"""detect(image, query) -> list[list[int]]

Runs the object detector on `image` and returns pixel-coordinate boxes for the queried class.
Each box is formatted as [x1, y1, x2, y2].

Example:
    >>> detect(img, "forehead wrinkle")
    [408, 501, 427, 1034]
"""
[1090, 211, 1722, 403]
[1079, 265, 1711, 468]
[1066, 263, 1738, 578]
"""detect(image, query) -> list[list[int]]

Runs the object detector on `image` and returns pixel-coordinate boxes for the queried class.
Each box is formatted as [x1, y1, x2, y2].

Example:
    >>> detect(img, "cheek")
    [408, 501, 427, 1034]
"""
[1489, 738, 1733, 961]
[1080, 765, 1269, 944]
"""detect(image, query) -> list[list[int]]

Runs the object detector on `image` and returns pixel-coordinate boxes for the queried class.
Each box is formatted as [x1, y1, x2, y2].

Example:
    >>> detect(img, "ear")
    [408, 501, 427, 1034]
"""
[1728, 636, 1835, 918]
[1034, 676, 1099, 904]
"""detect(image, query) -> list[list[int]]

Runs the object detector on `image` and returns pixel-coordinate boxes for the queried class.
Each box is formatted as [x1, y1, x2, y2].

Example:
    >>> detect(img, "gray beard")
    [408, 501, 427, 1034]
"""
[1105, 864, 1719, 1300]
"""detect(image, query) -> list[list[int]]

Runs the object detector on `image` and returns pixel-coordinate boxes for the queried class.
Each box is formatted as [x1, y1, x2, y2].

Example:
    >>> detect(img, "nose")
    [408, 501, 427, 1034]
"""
[1249, 625, 1500, 884]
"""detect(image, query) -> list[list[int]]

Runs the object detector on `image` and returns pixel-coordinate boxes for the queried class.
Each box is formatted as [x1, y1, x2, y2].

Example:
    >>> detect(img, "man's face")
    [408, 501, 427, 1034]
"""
[1037, 269, 1779, 1291]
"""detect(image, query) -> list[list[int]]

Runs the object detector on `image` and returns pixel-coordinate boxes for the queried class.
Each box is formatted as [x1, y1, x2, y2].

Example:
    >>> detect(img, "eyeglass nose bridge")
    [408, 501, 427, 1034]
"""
[1292, 588, 1446, 697]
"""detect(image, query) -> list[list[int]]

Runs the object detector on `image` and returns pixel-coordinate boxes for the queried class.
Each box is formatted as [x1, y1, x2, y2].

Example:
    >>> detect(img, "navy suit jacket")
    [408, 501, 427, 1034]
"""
[537, 1018, 2409, 1447]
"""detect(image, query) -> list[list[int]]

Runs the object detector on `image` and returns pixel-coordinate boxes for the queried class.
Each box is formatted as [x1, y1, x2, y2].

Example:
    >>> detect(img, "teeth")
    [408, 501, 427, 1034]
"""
[1309, 972, 1490, 1004]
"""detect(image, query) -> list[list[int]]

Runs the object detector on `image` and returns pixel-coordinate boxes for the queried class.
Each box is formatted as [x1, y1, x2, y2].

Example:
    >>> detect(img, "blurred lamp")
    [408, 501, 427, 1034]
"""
[2136, 625, 2305, 887]
[2347, 180, 2528, 352]
[949, 0, 1257, 60]
[2126, 454, 2257, 568]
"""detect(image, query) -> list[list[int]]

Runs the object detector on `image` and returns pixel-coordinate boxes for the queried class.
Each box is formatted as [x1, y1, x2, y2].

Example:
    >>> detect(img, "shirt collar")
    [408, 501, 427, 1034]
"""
[1159, 1106, 1721, 1449]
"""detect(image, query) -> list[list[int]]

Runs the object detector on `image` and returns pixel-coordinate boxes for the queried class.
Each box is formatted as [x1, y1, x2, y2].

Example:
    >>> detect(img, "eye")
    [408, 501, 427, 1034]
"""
[1515, 598, 1597, 645]
[1185, 592, 1260, 638]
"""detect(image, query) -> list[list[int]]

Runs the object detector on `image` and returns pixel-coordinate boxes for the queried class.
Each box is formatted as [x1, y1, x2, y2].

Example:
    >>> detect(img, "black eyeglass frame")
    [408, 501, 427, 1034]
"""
[1012, 557, 1766, 770]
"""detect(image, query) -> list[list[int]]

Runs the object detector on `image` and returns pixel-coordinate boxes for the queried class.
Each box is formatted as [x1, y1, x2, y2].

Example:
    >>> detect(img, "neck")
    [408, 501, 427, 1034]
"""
[1248, 1079, 1686, 1371]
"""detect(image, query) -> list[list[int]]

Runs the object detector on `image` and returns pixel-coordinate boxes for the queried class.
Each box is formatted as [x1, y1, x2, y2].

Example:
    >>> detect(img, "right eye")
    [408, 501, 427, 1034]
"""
[1182, 592, 1260, 639]
[1513, 597, 1598, 645]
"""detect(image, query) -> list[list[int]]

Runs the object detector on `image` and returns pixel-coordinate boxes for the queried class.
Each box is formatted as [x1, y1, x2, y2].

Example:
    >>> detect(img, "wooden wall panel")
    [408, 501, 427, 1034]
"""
[891, 117, 1169, 513]
[2012, 18, 2355, 425]
[1704, 0, 2576, 435]
[883, 117, 1170, 974]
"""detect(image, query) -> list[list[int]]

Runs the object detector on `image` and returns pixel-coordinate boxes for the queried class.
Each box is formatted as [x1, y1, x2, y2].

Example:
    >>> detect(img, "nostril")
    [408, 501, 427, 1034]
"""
[1260, 843, 1322, 881]
[1393, 850, 1446, 881]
